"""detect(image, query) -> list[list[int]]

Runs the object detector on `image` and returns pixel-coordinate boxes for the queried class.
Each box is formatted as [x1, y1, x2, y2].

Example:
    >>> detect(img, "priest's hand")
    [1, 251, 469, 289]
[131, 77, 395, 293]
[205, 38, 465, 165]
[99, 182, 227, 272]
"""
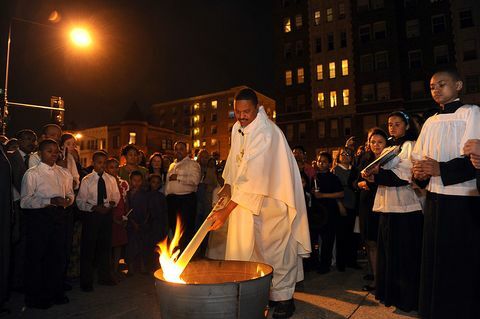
[413, 160, 431, 180]
[419, 157, 440, 177]
[209, 199, 237, 231]
[471, 154, 480, 169]
[463, 139, 480, 156]
[217, 184, 231, 199]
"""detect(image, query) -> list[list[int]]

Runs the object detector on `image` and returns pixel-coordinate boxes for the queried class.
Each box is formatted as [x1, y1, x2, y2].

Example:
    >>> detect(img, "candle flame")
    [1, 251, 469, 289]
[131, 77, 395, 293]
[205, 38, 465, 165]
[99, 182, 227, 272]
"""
[156, 215, 186, 284]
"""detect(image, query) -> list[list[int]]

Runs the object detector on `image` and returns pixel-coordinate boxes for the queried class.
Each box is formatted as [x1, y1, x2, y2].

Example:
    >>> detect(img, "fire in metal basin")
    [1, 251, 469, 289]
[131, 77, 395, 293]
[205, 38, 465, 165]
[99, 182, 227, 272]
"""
[154, 260, 273, 319]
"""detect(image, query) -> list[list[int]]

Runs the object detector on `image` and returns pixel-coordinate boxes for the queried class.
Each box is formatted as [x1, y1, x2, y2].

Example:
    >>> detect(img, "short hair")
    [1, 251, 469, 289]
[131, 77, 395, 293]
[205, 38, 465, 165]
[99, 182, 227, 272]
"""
[106, 157, 119, 166]
[149, 173, 162, 182]
[129, 170, 144, 180]
[121, 144, 139, 157]
[60, 133, 75, 147]
[234, 88, 258, 106]
[15, 129, 36, 141]
[432, 67, 462, 82]
[368, 127, 388, 142]
[41, 124, 61, 136]
[292, 145, 306, 154]
[92, 150, 108, 161]
[38, 138, 58, 151]
[318, 151, 333, 163]
[174, 141, 187, 149]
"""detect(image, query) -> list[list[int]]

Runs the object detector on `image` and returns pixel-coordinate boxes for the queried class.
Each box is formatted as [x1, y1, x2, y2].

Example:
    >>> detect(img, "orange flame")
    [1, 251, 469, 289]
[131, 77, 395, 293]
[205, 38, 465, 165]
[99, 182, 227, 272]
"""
[156, 215, 186, 283]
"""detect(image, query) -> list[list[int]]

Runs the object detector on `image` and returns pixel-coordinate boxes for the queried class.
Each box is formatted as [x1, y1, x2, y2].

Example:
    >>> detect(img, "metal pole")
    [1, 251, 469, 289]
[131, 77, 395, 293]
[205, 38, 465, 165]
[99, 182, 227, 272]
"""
[2, 22, 12, 135]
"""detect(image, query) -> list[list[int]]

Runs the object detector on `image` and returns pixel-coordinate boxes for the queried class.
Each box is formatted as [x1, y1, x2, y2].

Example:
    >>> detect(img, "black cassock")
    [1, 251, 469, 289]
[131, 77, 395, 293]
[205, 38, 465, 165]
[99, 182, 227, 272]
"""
[0, 145, 13, 307]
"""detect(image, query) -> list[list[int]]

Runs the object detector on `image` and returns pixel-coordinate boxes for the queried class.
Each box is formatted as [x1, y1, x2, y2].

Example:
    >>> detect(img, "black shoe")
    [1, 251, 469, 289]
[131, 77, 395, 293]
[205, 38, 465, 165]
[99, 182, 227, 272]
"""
[81, 285, 93, 292]
[98, 279, 117, 286]
[317, 266, 330, 275]
[362, 284, 375, 292]
[272, 299, 295, 318]
[363, 274, 374, 281]
[54, 295, 69, 305]
[25, 300, 53, 310]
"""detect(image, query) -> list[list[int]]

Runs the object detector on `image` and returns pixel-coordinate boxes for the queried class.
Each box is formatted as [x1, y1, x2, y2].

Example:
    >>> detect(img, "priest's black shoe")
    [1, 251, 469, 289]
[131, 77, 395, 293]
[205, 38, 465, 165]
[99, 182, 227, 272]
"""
[272, 299, 295, 318]
[54, 295, 69, 305]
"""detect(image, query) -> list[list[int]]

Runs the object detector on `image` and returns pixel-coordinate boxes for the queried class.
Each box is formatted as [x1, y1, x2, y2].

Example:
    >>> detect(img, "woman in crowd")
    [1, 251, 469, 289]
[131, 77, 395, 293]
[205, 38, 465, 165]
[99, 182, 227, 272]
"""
[118, 145, 148, 184]
[147, 153, 164, 190]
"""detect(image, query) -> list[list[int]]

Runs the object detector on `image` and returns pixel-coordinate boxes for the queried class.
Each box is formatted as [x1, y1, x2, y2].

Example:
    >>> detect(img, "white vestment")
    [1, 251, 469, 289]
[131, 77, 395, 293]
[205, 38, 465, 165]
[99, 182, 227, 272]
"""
[222, 106, 311, 301]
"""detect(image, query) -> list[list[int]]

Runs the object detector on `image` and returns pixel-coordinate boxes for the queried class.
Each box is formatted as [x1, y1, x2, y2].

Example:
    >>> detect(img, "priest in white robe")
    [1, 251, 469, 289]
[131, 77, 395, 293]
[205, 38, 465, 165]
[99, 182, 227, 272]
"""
[209, 88, 311, 319]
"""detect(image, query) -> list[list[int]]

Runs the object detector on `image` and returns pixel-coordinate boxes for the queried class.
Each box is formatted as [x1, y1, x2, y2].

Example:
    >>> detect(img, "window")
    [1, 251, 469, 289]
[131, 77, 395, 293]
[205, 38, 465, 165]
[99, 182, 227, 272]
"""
[327, 33, 334, 50]
[431, 15, 446, 33]
[377, 82, 390, 100]
[193, 102, 200, 111]
[343, 118, 352, 136]
[286, 124, 294, 141]
[373, 21, 386, 39]
[408, 50, 422, 68]
[318, 121, 326, 138]
[295, 40, 304, 56]
[285, 96, 294, 112]
[359, 25, 371, 43]
[434, 45, 449, 64]
[330, 91, 337, 107]
[329, 62, 336, 78]
[314, 10, 321, 25]
[327, 8, 333, 22]
[193, 140, 200, 148]
[284, 17, 292, 33]
[406, 19, 420, 38]
[464, 39, 477, 61]
[193, 127, 200, 136]
[297, 68, 305, 84]
[128, 132, 136, 145]
[211, 113, 217, 121]
[357, 0, 370, 12]
[340, 31, 347, 48]
[410, 81, 425, 99]
[211, 100, 218, 109]
[360, 54, 374, 72]
[460, 10, 474, 28]
[361, 84, 376, 102]
[211, 125, 217, 134]
[295, 14, 303, 29]
[372, 0, 384, 9]
[339, 3, 346, 19]
[315, 38, 322, 53]
[285, 70, 293, 86]
[297, 95, 306, 110]
[341, 59, 349, 76]
[466, 75, 480, 93]
[330, 119, 339, 137]
[317, 92, 325, 108]
[112, 135, 120, 149]
[211, 138, 218, 146]
[342, 89, 350, 106]
[316, 64, 324, 80]
[228, 111, 235, 119]
[363, 115, 377, 133]
[284, 43, 292, 59]
[375, 51, 389, 70]
[299, 123, 306, 139]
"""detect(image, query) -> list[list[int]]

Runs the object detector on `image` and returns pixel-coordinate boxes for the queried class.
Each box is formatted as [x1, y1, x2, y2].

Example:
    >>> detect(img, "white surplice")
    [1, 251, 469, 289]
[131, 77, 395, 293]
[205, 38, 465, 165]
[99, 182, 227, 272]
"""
[222, 106, 311, 301]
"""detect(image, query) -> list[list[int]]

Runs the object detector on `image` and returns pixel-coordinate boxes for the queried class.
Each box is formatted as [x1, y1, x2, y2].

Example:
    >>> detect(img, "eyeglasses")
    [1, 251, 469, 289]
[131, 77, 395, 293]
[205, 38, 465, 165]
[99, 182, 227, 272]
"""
[340, 152, 352, 156]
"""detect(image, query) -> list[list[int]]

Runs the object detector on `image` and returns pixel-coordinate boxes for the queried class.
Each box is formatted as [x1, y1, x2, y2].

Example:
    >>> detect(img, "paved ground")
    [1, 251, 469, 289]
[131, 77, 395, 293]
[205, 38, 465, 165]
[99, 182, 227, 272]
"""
[2, 262, 419, 319]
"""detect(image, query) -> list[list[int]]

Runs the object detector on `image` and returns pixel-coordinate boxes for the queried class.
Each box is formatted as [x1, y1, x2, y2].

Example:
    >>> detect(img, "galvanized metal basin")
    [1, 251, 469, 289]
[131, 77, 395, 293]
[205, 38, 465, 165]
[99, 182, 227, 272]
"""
[154, 260, 273, 319]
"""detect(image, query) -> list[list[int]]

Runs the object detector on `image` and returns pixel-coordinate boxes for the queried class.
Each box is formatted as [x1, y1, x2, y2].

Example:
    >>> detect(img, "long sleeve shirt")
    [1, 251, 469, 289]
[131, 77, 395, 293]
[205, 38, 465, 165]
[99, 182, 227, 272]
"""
[20, 162, 74, 209]
[165, 157, 201, 195]
[76, 171, 121, 212]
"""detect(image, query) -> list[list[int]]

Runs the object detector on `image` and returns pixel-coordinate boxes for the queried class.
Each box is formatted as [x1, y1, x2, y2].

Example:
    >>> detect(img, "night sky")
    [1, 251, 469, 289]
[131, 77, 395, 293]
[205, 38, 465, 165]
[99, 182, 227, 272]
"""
[0, 0, 274, 135]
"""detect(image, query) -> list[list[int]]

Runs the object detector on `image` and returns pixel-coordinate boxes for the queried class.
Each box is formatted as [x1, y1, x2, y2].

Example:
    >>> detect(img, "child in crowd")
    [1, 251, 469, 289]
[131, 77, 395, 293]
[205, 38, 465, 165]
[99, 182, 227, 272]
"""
[105, 157, 129, 281]
[76, 151, 120, 292]
[412, 69, 480, 319]
[147, 174, 168, 269]
[20, 139, 75, 309]
[147, 153, 164, 188]
[312, 151, 344, 274]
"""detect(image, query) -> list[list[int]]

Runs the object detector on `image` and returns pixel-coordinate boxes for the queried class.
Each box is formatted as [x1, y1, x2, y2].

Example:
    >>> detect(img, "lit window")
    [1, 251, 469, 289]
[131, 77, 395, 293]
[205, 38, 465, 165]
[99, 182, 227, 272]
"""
[295, 14, 303, 29]
[341, 59, 349, 76]
[327, 8, 333, 22]
[285, 70, 293, 86]
[194, 103, 200, 111]
[329, 62, 336, 78]
[284, 17, 292, 33]
[211, 100, 218, 109]
[297, 68, 304, 84]
[211, 138, 218, 146]
[342, 89, 350, 106]
[314, 10, 321, 25]
[193, 140, 200, 148]
[193, 127, 200, 136]
[330, 91, 337, 107]
[317, 92, 325, 108]
[339, 3, 345, 19]
[128, 132, 136, 145]
[316, 64, 323, 80]
[193, 115, 200, 123]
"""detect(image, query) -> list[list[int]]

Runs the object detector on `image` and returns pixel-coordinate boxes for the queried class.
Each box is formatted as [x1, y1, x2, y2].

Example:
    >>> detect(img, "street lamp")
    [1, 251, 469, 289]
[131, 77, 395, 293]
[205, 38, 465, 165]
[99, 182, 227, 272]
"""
[1, 17, 93, 134]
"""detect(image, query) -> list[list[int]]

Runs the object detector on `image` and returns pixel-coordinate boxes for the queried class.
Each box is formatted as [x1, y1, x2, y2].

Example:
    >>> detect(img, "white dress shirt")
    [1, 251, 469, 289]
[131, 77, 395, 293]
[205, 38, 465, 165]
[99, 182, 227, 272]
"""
[20, 162, 75, 209]
[165, 156, 201, 195]
[76, 170, 121, 212]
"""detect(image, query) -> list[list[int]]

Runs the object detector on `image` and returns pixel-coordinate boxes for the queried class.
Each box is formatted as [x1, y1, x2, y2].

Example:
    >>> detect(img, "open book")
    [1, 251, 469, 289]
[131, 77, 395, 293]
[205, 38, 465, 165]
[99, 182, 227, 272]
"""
[361, 145, 401, 175]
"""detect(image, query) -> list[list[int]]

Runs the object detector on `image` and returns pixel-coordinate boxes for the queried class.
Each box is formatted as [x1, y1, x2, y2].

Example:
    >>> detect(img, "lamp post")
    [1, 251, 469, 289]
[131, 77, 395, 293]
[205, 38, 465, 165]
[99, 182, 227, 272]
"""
[1, 17, 92, 134]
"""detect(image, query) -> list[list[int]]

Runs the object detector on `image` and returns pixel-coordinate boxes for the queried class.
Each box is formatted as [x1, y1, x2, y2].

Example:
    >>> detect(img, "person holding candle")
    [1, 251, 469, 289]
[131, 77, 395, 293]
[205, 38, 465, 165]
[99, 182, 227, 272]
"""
[208, 88, 311, 319]
[20, 139, 75, 309]
[76, 151, 120, 292]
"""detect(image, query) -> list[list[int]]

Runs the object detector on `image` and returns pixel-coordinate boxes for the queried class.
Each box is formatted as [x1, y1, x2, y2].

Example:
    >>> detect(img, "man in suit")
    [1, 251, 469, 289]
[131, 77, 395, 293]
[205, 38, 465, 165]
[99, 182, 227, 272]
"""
[8, 129, 37, 291]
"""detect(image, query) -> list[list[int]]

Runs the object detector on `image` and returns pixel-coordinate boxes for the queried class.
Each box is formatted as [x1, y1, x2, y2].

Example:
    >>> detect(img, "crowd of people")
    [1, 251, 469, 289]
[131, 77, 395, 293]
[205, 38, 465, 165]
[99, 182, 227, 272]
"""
[0, 69, 479, 319]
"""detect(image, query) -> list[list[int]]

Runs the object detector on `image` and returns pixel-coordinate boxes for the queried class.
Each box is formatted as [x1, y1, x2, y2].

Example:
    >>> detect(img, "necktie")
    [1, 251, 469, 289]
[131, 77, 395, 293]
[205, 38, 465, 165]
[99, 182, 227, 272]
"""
[97, 172, 107, 206]
[24, 153, 30, 168]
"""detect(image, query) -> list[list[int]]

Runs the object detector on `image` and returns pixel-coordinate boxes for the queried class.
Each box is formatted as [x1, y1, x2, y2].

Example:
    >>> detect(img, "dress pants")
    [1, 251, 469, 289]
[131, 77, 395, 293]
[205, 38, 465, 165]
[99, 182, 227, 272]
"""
[24, 207, 67, 305]
[80, 212, 113, 288]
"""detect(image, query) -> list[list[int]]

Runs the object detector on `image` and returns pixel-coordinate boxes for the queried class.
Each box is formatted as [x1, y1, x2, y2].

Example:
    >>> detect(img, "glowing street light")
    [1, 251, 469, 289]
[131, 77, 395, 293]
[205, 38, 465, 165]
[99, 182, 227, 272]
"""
[70, 28, 92, 47]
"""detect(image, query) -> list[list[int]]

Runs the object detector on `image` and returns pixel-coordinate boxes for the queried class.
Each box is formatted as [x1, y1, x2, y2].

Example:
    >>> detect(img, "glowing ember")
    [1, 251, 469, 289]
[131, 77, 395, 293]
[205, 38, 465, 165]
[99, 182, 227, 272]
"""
[156, 215, 185, 284]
